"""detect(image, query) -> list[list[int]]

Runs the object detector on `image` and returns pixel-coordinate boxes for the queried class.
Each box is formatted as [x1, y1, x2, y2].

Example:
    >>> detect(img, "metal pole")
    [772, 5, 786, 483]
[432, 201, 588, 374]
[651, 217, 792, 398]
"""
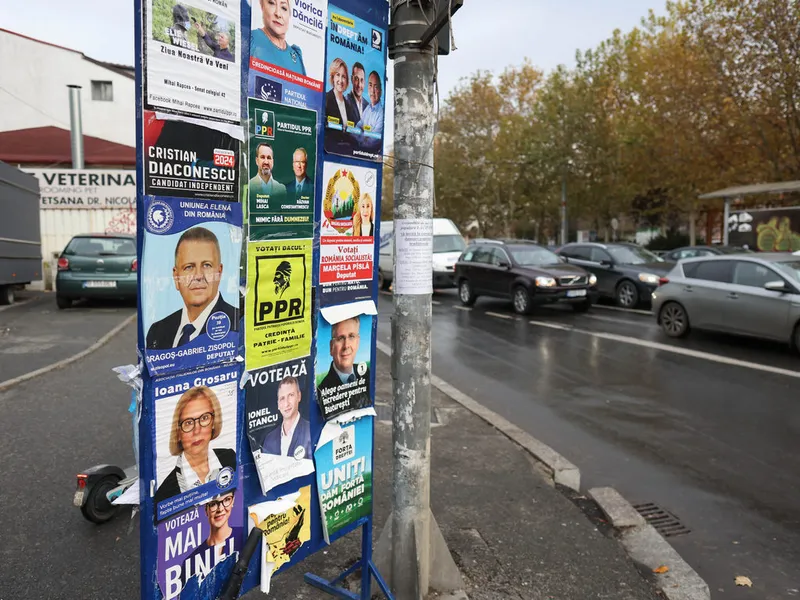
[723, 197, 731, 245]
[67, 85, 85, 169]
[390, 0, 435, 597]
[561, 172, 567, 245]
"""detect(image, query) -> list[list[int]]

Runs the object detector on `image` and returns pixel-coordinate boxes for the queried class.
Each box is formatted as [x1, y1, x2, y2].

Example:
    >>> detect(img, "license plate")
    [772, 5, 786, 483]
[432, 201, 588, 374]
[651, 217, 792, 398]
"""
[566, 289, 587, 298]
[83, 281, 117, 288]
[73, 489, 85, 507]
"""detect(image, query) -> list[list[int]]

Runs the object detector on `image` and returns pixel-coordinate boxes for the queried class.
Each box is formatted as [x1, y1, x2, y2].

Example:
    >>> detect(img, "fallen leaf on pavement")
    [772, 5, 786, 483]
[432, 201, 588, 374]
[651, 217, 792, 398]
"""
[653, 565, 670, 574]
[735, 576, 753, 587]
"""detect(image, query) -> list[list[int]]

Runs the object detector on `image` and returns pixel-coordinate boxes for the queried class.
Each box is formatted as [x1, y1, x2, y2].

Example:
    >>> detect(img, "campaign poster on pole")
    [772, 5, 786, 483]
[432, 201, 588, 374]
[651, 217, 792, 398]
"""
[245, 239, 312, 371]
[323, 4, 386, 162]
[141, 197, 242, 377]
[319, 162, 377, 306]
[315, 313, 372, 421]
[248, 0, 327, 110]
[144, 0, 241, 123]
[152, 363, 240, 521]
[144, 111, 240, 202]
[247, 99, 317, 240]
[244, 356, 315, 493]
[315, 412, 373, 544]
[156, 487, 244, 599]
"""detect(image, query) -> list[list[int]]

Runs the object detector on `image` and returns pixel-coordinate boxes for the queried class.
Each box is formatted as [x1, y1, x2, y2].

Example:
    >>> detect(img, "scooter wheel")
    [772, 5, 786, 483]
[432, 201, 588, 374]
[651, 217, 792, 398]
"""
[80, 475, 122, 524]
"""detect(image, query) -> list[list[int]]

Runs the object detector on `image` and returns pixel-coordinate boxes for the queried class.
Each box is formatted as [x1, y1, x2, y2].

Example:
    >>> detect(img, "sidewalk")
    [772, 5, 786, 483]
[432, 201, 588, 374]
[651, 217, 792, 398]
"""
[253, 350, 662, 599]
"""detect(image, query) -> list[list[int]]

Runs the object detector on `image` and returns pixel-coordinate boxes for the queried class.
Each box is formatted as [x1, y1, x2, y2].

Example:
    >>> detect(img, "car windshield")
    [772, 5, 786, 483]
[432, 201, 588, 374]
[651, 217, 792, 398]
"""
[719, 246, 752, 254]
[64, 237, 136, 256]
[607, 245, 662, 264]
[508, 246, 561, 266]
[774, 260, 800, 283]
[433, 235, 467, 254]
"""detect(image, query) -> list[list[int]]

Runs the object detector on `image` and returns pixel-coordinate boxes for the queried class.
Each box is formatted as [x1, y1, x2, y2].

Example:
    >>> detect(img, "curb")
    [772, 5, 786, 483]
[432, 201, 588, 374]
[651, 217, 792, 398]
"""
[0, 313, 137, 393]
[589, 487, 710, 600]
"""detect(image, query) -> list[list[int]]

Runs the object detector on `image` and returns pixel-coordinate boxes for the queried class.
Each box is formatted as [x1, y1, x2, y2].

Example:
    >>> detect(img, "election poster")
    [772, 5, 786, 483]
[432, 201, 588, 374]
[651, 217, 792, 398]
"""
[315, 313, 372, 421]
[244, 356, 315, 493]
[248, 0, 327, 110]
[315, 412, 374, 543]
[157, 488, 244, 599]
[323, 4, 387, 161]
[245, 240, 312, 371]
[144, 0, 241, 123]
[141, 196, 242, 377]
[144, 111, 240, 201]
[319, 162, 377, 306]
[247, 99, 317, 240]
[249, 486, 312, 594]
[152, 363, 240, 521]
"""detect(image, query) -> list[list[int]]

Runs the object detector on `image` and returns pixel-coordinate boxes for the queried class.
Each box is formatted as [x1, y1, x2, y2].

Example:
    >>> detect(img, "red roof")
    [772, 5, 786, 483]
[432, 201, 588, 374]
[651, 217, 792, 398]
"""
[0, 126, 135, 166]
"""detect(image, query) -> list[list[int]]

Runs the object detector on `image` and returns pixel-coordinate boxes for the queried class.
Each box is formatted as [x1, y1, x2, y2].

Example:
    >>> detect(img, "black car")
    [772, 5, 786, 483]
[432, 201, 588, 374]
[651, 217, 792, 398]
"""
[557, 242, 673, 309]
[662, 245, 752, 262]
[455, 240, 597, 315]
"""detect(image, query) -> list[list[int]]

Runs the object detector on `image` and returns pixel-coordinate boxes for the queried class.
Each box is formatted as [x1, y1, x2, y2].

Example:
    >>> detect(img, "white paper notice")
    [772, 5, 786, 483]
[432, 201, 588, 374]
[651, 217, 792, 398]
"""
[394, 219, 433, 295]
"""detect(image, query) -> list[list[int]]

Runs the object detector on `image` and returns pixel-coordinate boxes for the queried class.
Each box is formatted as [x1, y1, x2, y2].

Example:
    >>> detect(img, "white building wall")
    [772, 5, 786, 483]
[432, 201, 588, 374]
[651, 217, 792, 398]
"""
[0, 30, 135, 147]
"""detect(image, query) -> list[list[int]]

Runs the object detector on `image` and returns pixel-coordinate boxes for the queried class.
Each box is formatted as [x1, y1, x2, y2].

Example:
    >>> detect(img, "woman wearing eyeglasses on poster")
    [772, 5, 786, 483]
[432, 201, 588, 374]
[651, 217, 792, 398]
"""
[154, 386, 236, 505]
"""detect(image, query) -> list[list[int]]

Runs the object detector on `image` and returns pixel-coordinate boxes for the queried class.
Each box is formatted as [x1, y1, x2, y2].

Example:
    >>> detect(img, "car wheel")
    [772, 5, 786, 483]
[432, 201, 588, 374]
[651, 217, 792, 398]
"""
[615, 280, 639, 309]
[0, 285, 13, 306]
[512, 286, 533, 315]
[377, 269, 386, 290]
[572, 299, 591, 313]
[458, 279, 476, 306]
[56, 295, 72, 309]
[659, 302, 690, 338]
[80, 475, 121, 524]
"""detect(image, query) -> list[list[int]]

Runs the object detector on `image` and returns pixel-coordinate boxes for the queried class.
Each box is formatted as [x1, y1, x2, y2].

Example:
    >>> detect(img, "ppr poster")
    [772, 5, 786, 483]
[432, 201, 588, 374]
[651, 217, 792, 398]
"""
[319, 162, 377, 306]
[144, 0, 241, 123]
[245, 240, 312, 371]
[247, 99, 317, 240]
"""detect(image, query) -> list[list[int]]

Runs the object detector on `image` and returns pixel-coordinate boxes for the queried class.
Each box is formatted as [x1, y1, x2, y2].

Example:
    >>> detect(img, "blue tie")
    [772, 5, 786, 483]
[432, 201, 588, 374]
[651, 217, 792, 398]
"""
[177, 324, 195, 347]
[347, 373, 356, 383]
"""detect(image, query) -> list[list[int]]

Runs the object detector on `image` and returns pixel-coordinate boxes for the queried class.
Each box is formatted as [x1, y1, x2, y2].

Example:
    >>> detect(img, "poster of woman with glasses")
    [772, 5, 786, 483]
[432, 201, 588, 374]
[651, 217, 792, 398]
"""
[153, 363, 240, 520]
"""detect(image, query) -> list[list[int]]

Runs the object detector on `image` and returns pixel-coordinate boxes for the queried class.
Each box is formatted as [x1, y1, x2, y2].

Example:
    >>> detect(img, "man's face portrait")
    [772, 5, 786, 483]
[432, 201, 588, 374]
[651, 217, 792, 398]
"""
[273, 261, 291, 297]
[352, 67, 365, 99]
[173, 240, 222, 310]
[218, 31, 230, 50]
[205, 491, 234, 530]
[330, 318, 360, 372]
[256, 145, 274, 180]
[368, 74, 381, 106]
[277, 380, 301, 423]
[292, 150, 307, 180]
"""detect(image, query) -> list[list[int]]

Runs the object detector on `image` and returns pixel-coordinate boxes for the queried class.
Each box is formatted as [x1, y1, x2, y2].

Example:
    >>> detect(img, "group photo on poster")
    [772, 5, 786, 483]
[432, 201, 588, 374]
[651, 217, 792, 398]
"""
[152, 364, 240, 520]
[142, 197, 242, 376]
[244, 357, 315, 493]
[318, 162, 377, 306]
[247, 99, 317, 240]
[145, 0, 241, 122]
[323, 5, 386, 161]
[315, 314, 373, 421]
[248, 0, 327, 109]
[245, 239, 312, 371]
[157, 488, 244, 599]
[143, 111, 240, 201]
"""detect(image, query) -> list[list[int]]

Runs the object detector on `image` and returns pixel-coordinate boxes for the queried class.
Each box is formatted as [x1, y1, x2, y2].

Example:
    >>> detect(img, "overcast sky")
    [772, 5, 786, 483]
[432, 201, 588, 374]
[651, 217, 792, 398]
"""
[1, 0, 665, 140]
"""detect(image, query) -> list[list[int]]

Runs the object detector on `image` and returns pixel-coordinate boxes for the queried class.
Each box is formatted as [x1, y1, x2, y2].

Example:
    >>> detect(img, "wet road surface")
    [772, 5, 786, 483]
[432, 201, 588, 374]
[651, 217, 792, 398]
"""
[377, 290, 800, 599]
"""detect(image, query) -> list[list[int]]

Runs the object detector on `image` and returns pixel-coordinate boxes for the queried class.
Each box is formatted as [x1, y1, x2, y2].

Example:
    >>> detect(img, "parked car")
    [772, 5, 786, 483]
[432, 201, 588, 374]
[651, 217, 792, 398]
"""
[557, 242, 673, 308]
[661, 245, 752, 262]
[55, 233, 137, 309]
[652, 254, 800, 349]
[455, 239, 597, 314]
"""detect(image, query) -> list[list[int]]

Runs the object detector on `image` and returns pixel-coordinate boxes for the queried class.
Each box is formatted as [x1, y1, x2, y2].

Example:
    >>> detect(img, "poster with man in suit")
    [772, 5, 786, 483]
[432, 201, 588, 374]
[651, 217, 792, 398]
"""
[142, 196, 242, 376]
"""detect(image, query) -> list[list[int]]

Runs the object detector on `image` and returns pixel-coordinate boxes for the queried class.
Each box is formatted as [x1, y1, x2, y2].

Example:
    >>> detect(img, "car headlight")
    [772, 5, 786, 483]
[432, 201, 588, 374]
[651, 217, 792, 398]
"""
[638, 273, 660, 284]
[535, 276, 557, 287]
[589, 274, 597, 286]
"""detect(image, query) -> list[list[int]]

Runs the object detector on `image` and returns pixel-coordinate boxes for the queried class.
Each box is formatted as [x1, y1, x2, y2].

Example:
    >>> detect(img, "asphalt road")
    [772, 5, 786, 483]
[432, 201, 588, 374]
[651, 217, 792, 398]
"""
[377, 290, 800, 599]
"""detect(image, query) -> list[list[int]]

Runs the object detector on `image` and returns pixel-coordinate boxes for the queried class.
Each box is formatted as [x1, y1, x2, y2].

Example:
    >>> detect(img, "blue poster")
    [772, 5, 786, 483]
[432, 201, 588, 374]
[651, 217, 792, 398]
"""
[142, 196, 243, 376]
[323, 5, 386, 162]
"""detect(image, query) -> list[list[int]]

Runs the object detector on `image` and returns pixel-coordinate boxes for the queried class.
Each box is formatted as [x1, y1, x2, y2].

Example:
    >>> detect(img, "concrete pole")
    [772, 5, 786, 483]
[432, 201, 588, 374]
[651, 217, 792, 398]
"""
[560, 172, 567, 245]
[723, 197, 731, 245]
[67, 85, 85, 169]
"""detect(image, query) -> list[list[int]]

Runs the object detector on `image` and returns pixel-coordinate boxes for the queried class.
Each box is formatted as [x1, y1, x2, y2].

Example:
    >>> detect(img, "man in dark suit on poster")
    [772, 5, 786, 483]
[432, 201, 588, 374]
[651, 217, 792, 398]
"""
[146, 227, 238, 350]
[262, 376, 312, 460]
[316, 317, 371, 415]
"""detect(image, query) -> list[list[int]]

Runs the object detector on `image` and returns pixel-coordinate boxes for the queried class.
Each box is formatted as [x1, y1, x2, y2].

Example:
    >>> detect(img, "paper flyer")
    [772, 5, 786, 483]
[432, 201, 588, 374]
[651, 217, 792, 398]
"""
[247, 99, 317, 240]
[152, 363, 240, 521]
[144, 0, 241, 123]
[323, 4, 386, 162]
[248, 0, 327, 110]
[245, 240, 312, 371]
[143, 111, 240, 201]
[315, 313, 372, 421]
[157, 488, 244, 599]
[244, 357, 315, 493]
[315, 413, 374, 543]
[318, 162, 377, 306]
[249, 486, 312, 594]
[141, 196, 242, 377]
